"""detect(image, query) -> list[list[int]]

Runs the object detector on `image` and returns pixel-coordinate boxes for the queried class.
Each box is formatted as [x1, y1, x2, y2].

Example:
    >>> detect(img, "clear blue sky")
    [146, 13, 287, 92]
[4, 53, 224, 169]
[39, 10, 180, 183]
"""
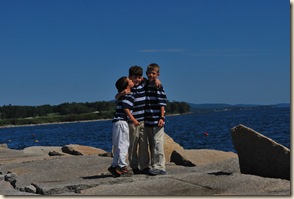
[0, 0, 290, 106]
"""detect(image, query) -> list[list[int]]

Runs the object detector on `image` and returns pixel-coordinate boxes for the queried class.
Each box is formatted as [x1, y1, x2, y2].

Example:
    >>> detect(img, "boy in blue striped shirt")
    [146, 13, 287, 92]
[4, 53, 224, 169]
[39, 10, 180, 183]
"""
[125, 66, 149, 175]
[108, 76, 138, 177]
[144, 63, 167, 175]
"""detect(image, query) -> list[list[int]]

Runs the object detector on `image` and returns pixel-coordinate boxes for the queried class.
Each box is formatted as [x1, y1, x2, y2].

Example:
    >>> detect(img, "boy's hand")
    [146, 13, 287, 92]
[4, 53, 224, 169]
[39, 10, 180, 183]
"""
[155, 79, 162, 89]
[158, 118, 164, 127]
[133, 120, 140, 126]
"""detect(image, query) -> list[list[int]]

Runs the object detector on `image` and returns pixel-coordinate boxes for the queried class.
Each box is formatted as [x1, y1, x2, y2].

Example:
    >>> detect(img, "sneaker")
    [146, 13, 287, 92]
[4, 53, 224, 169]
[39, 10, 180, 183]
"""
[140, 168, 151, 175]
[149, 169, 167, 176]
[108, 166, 120, 178]
[132, 168, 141, 175]
[116, 166, 132, 177]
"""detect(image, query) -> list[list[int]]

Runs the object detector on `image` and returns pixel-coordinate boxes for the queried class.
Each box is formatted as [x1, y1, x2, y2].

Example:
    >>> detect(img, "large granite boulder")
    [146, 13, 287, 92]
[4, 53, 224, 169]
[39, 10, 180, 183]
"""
[164, 133, 237, 166]
[231, 124, 290, 180]
[164, 133, 194, 166]
[61, 144, 107, 156]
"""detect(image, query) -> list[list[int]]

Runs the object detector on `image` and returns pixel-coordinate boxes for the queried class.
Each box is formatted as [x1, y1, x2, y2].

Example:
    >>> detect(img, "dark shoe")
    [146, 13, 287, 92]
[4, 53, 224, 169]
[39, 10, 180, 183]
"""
[108, 166, 120, 178]
[149, 169, 167, 176]
[140, 168, 151, 175]
[116, 166, 132, 177]
[132, 168, 141, 175]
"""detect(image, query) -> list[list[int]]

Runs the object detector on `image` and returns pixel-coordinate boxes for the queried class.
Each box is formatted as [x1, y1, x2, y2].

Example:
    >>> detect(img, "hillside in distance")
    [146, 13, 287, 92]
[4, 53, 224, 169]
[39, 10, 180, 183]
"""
[188, 103, 290, 113]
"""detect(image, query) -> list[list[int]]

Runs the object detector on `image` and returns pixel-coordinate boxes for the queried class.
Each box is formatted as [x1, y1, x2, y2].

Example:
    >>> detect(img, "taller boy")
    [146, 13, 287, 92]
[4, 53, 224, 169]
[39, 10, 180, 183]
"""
[144, 63, 167, 175]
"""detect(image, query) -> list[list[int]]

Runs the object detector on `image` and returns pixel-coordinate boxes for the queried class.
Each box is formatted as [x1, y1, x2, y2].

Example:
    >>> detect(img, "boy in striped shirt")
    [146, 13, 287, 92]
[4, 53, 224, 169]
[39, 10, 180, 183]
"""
[108, 76, 138, 177]
[144, 63, 167, 175]
[126, 66, 149, 174]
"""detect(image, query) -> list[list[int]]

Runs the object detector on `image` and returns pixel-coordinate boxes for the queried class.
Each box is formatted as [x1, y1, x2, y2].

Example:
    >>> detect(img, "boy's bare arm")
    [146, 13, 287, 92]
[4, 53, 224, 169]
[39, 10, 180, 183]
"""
[155, 79, 162, 88]
[124, 108, 140, 126]
[158, 106, 165, 127]
[115, 89, 131, 100]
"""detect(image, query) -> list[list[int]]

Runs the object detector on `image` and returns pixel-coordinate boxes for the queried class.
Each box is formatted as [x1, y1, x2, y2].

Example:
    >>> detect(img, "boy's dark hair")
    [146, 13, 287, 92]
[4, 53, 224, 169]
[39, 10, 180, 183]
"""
[147, 63, 160, 73]
[129, 65, 143, 76]
[115, 76, 128, 92]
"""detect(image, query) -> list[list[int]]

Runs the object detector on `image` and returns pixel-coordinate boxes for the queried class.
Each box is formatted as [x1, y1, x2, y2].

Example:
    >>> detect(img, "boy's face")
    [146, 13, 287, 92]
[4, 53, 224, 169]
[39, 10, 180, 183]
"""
[126, 78, 135, 88]
[146, 69, 159, 82]
[129, 75, 143, 86]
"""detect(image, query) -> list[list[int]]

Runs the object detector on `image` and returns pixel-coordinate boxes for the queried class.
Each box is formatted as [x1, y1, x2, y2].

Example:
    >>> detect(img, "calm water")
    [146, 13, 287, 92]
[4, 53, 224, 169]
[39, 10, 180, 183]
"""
[0, 108, 290, 153]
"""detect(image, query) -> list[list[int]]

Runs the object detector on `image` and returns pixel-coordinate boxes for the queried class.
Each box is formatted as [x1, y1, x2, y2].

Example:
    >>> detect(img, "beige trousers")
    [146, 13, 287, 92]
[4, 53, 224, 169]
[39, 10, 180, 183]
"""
[128, 122, 149, 170]
[144, 126, 166, 171]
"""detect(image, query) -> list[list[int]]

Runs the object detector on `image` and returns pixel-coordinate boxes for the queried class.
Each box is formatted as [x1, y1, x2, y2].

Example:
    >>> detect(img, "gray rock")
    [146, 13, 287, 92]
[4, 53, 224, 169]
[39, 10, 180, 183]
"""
[0, 129, 290, 196]
[61, 145, 83, 155]
[24, 185, 37, 193]
[231, 124, 290, 180]
[5, 172, 17, 183]
[61, 144, 107, 156]
[48, 151, 64, 156]
[0, 152, 290, 196]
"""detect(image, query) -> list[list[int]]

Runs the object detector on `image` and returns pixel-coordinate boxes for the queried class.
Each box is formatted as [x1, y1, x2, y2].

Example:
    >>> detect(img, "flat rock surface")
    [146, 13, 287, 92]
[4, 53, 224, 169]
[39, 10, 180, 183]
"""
[0, 146, 290, 196]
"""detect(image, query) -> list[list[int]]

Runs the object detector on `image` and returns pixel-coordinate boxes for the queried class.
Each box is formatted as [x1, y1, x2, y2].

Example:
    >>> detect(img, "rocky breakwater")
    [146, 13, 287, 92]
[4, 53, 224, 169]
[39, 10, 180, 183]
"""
[0, 127, 291, 196]
[231, 124, 290, 180]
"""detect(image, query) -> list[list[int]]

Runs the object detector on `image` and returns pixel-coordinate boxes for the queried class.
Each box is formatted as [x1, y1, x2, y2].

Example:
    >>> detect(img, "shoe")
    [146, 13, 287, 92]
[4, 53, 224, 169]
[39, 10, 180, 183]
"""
[116, 166, 132, 177]
[132, 168, 141, 175]
[140, 168, 151, 175]
[108, 166, 120, 178]
[149, 169, 167, 176]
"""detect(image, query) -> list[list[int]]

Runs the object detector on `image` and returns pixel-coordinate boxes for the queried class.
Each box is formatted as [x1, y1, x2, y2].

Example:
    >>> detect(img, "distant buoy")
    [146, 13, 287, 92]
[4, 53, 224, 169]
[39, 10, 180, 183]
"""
[204, 132, 209, 136]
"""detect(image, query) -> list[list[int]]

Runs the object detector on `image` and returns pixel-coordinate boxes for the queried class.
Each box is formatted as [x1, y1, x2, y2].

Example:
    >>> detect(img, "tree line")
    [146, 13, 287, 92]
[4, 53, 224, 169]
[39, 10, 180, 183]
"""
[0, 101, 190, 126]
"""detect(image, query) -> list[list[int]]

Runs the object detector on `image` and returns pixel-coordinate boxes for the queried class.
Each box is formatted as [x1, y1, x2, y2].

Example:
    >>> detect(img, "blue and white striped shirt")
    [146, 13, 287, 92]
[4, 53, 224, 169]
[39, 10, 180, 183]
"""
[112, 93, 134, 123]
[144, 83, 167, 127]
[130, 84, 146, 123]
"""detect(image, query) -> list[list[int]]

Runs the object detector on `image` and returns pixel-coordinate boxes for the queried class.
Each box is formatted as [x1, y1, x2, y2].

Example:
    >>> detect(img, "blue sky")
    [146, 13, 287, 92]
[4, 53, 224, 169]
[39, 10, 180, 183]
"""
[0, 0, 290, 106]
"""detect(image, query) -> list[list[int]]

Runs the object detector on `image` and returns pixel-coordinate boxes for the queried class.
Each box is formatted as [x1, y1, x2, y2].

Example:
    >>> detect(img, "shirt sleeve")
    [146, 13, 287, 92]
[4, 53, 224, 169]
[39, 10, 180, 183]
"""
[122, 94, 134, 110]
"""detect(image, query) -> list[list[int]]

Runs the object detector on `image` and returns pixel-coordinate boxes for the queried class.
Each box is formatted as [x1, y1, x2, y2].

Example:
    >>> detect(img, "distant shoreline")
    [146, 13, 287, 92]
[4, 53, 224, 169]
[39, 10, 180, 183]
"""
[0, 118, 112, 129]
[0, 113, 193, 129]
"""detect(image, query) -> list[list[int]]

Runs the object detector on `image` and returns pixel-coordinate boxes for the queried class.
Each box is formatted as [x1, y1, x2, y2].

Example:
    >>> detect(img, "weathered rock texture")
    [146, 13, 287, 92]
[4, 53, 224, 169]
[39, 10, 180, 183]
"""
[61, 144, 107, 156]
[231, 124, 290, 180]
[0, 128, 290, 196]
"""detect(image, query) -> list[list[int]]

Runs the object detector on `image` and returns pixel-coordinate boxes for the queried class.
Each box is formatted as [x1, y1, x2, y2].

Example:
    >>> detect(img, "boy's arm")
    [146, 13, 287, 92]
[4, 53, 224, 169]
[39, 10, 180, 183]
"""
[124, 108, 140, 126]
[155, 79, 162, 89]
[115, 89, 131, 100]
[143, 77, 162, 88]
[158, 106, 165, 127]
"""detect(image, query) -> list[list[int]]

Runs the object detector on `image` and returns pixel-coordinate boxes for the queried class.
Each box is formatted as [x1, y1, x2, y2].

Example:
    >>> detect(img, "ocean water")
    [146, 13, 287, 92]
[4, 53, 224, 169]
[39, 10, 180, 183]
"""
[0, 107, 290, 153]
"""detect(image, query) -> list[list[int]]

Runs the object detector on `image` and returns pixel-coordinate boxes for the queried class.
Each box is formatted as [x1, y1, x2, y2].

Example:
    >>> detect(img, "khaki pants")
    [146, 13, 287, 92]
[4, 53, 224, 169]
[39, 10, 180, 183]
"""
[128, 122, 149, 170]
[144, 126, 166, 171]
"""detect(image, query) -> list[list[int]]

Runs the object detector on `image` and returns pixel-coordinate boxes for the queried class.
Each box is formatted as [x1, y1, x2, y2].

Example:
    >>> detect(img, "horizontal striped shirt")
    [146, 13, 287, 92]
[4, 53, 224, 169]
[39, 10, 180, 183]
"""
[130, 84, 146, 122]
[145, 83, 167, 127]
[112, 93, 134, 123]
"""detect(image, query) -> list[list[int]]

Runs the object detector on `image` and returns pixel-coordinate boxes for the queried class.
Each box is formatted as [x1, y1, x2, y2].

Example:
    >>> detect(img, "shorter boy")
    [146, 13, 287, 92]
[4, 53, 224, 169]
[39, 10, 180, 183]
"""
[108, 76, 138, 177]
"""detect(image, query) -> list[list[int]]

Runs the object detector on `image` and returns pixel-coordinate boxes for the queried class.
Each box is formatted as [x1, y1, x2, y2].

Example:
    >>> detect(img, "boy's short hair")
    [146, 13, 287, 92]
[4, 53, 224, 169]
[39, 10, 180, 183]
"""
[115, 76, 128, 92]
[129, 65, 143, 76]
[147, 63, 160, 73]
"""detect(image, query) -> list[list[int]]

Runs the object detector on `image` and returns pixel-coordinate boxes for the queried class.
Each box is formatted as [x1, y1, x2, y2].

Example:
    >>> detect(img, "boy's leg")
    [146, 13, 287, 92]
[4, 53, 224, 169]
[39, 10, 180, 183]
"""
[145, 126, 155, 168]
[128, 123, 139, 170]
[138, 122, 150, 170]
[152, 127, 166, 171]
[111, 122, 120, 167]
[116, 121, 130, 168]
